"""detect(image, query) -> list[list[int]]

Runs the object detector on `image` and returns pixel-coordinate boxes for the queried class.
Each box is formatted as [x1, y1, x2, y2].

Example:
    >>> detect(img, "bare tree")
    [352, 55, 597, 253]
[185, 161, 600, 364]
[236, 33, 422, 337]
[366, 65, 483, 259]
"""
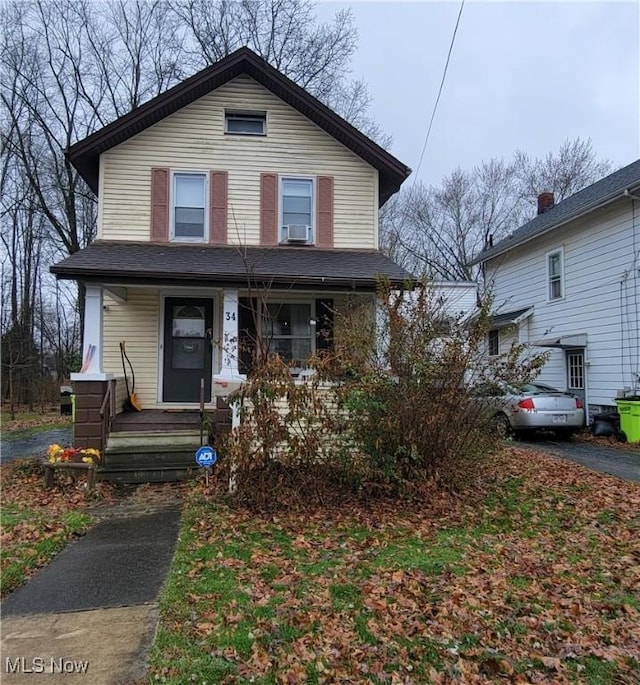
[515, 138, 612, 209]
[173, 0, 388, 143]
[383, 138, 611, 281]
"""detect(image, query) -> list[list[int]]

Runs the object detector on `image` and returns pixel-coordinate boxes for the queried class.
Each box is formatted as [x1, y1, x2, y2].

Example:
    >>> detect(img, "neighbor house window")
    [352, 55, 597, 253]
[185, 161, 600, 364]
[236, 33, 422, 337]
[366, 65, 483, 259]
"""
[173, 172, 207, 240]
[280, 177, 314, 243]
[488, 329, 499, 356]
[225, 110, 266, 135]
[262, 302, 313, 367]
[547, 249, 564, 300]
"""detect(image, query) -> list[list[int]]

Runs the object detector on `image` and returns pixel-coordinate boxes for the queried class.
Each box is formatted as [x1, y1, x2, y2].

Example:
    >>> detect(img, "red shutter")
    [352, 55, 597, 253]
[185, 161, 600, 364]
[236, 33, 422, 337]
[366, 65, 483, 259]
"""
[209, 170, 228, 244]
[260, 173, 278, 246]
[316, 176, 334, 248]
[150, 168, 169, 242]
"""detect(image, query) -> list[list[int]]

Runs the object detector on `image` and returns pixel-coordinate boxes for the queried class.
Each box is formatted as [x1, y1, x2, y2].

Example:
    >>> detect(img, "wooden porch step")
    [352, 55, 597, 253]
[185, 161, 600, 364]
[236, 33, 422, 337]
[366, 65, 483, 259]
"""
[99, 463, 198, 483]
[106, 430, 202, 453]
[99, 445, 202, 483]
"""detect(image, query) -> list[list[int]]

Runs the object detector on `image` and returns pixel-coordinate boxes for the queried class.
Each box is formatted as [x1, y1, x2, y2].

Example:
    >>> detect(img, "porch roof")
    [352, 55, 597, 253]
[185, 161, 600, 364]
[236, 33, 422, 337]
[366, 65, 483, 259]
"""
[50, 241, 414, 291]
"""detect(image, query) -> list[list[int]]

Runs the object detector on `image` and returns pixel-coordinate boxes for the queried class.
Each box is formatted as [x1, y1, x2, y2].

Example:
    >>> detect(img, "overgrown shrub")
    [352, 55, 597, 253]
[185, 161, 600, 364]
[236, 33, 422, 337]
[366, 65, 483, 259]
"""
[218, 282, 547, 506]
[219, 354, 362, 508]
[335, 282, 547, 491]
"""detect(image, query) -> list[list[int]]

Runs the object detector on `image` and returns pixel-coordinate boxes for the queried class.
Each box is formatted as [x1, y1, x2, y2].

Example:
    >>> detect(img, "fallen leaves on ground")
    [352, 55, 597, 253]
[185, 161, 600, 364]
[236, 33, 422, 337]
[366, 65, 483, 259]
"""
[0, 460, 115, 595]
[574, 430, 640, 451]
[150, 447, 640, 684]
[2, 405, 73, 434]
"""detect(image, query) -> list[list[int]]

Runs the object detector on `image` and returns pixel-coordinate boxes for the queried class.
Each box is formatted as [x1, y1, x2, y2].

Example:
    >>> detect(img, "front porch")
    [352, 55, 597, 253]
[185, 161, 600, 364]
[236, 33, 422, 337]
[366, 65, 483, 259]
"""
[52, 244, 409, 482]
[99, 405, 232, 483]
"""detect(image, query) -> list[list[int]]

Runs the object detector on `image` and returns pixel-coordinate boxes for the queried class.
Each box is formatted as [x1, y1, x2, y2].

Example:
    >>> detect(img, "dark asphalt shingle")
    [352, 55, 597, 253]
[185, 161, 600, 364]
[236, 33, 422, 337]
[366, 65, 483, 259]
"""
[471, 158, 640, 265]
[489, 307, 533, 328]
[51, 242, 414, 290]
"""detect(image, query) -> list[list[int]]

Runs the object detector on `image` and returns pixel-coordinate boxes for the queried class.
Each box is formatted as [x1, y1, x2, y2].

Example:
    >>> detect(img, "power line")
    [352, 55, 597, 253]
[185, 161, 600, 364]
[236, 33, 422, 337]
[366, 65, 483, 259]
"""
[412, 0, 465, 184]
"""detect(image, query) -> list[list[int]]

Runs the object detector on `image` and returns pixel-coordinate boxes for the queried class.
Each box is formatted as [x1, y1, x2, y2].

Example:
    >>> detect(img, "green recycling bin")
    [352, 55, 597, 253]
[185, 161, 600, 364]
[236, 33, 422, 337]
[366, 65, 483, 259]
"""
[615, 399, 640, 443]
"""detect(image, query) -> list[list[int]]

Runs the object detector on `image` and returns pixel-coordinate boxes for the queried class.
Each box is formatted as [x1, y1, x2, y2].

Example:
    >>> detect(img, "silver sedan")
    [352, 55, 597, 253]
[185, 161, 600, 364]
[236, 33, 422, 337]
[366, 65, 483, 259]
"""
[479, 382, 585, 439]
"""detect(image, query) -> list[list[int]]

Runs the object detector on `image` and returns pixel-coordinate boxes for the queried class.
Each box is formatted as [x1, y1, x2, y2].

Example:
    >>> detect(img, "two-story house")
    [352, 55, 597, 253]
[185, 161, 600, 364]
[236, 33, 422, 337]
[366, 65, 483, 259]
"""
[51, 47, 412, 480]
[471, 159, 640, 422]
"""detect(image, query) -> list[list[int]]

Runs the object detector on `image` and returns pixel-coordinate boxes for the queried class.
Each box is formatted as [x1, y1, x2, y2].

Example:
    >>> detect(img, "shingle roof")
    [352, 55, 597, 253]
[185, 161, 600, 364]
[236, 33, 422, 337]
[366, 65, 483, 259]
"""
[489, 307, 533, 329]
[470, 159, 640, 265]
[50, 242, 414, 291]
[67, 47, 410, 205]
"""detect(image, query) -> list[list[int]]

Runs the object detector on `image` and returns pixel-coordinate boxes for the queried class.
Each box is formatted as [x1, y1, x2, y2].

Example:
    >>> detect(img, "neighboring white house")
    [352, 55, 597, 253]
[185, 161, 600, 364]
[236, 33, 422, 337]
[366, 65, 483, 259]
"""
[470, 159, 640, 421]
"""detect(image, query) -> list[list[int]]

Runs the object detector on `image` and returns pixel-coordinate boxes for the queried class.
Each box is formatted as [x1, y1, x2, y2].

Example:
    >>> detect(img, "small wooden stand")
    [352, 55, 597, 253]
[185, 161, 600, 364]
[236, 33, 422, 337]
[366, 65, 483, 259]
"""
[44, 462, 97, 491]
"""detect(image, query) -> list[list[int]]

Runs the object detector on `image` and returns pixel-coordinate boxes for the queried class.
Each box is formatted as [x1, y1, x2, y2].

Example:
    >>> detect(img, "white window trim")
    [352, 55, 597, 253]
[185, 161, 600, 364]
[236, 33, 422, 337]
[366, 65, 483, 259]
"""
[260, 297, 316, 373]
[170, 170, 209, 243]
[224, 110, 267, 136]
[546, 247, 565, 302]
[279, 175, 316, 245]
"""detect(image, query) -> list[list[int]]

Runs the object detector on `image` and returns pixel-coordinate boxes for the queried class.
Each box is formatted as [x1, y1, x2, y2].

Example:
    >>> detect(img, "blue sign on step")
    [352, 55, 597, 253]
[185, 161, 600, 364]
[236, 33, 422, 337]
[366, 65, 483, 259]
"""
[195, 446, 217, 467]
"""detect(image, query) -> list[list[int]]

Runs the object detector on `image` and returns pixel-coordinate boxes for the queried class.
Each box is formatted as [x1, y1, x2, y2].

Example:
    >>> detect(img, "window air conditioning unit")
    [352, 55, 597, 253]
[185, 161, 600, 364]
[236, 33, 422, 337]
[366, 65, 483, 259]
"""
[284, 224, 311, 243]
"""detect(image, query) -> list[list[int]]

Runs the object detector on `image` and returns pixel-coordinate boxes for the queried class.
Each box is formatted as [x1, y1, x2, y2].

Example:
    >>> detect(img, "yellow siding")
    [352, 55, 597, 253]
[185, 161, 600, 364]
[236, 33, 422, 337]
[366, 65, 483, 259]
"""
[99, 75, 378, 249]
[102, 290, 374, 408]
[103, 290, 160, 409]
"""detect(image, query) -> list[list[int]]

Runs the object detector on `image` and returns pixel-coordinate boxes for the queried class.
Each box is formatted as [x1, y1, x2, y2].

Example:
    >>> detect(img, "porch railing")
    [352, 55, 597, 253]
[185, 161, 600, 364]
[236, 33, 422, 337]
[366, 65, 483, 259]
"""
[99, 378, 117, 454]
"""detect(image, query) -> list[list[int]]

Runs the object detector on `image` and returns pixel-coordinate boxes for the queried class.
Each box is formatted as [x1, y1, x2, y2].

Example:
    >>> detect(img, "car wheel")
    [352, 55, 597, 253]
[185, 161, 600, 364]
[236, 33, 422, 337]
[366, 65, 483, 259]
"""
[492, 413, 512, 439]
[554, 428, 575, 440]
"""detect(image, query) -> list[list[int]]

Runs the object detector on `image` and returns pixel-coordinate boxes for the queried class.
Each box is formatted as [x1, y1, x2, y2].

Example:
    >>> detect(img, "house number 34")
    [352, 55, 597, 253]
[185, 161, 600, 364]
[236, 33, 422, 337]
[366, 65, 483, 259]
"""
[225, 311, 236, 321]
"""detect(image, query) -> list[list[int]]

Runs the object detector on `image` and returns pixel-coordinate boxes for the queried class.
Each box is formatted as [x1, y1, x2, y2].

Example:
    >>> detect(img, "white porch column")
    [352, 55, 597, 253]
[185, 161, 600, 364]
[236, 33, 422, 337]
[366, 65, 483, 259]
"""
[375, 294, 390, 366]
[71, 285, 111, 381]
[214, 288, 246, 390]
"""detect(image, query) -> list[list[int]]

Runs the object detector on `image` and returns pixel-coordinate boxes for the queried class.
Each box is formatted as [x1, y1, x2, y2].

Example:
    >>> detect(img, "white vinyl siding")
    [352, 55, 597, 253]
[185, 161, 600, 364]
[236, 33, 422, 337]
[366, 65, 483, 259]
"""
[99, 75, 378, 248]
[485, 200, 639, 409]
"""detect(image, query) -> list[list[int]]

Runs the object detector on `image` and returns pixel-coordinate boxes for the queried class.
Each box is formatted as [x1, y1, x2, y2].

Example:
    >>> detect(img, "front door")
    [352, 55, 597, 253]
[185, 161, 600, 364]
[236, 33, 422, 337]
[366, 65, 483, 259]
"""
[566, 348, 586, 407]
[163, 298, 213, 402]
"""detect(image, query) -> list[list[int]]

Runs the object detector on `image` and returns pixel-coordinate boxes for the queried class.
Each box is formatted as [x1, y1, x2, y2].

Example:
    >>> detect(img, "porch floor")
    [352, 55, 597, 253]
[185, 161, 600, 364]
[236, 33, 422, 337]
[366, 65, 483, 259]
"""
[112, 409, 207, 433]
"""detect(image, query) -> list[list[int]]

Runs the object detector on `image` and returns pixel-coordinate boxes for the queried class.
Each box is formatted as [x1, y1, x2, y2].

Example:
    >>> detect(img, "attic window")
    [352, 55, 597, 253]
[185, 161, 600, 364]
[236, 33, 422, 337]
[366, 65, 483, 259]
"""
[225, 110, 266, 135]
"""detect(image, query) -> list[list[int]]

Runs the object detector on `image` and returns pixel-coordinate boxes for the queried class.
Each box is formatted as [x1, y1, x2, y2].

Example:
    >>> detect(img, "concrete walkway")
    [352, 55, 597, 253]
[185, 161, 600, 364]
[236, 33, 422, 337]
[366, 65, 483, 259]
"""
[1, 506, 181, 684]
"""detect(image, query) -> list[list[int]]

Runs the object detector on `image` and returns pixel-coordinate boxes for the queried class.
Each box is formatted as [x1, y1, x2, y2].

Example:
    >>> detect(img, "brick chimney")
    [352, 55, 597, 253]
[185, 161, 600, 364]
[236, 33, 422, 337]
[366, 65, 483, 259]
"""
[537, 192, 555, 215]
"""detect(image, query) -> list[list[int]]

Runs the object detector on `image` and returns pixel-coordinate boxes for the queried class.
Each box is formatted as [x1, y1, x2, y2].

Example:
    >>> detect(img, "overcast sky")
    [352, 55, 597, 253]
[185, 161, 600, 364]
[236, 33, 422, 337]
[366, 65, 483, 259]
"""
[317, 1, 639, 187]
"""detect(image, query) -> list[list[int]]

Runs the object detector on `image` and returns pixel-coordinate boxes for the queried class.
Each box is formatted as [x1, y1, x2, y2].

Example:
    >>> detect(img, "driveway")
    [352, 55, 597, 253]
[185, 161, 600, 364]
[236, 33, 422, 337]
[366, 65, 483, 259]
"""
[1, 427, 73, 464]
[517, 435, 640, 482]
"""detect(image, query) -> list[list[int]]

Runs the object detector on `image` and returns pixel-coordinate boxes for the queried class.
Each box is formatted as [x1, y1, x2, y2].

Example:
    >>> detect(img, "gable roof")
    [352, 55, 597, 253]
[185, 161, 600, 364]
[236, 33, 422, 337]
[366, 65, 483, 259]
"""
[50, 241, 414, 291]
[470, 158, 640, 265]
[67, 47, 411, 205]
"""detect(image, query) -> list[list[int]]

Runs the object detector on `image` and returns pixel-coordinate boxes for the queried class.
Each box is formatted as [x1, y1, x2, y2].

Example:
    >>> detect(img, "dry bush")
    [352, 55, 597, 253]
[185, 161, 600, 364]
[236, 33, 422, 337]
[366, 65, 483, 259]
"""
[218, 282, 548, 506]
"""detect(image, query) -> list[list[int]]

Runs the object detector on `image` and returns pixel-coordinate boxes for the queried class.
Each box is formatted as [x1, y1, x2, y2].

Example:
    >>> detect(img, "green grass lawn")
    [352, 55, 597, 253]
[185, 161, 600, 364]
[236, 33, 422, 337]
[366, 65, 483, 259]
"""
[0, 461, 94, 596]
[148, 448, 640, 684]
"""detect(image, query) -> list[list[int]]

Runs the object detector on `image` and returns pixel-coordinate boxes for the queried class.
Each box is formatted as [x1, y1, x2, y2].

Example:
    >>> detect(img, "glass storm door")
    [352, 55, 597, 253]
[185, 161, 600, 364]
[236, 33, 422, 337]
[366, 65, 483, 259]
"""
[163, 298, 213, 402]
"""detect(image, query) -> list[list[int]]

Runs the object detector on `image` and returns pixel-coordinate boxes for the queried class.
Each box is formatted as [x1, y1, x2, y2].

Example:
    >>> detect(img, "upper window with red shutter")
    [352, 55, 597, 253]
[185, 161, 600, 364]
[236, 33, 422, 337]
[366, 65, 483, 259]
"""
[171, 171, 208, 242]
[279, 177, 314, 245]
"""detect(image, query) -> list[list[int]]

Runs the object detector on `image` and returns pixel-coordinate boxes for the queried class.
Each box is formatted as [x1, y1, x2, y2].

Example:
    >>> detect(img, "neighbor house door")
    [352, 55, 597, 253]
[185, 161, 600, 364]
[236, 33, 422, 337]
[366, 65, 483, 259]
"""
[163, 298, 213, 402]
[566, 348, 586, 407]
